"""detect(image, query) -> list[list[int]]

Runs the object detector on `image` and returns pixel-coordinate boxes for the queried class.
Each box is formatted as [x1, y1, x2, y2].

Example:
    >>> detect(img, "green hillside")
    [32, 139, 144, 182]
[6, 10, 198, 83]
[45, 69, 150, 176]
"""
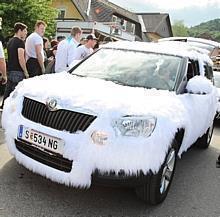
[188, 19, 220, 42]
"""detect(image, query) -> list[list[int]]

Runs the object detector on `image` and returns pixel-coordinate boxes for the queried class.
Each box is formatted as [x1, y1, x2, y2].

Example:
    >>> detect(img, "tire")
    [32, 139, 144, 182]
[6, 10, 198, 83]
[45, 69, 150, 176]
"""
[217, 154, 220, 168]
[135, 141, 178, 205]
[195, 124, 214, 149]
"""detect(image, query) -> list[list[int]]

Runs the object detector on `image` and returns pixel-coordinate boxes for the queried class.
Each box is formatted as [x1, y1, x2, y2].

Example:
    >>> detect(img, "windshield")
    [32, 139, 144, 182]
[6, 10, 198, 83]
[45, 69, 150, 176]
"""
[214, 72, 220, 88]
[71, 48, 182, 90]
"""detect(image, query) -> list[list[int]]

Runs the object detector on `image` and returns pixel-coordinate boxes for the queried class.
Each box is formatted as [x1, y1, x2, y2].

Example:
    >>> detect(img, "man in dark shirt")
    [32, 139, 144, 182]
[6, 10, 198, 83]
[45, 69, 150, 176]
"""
[1, 22, 28, 109]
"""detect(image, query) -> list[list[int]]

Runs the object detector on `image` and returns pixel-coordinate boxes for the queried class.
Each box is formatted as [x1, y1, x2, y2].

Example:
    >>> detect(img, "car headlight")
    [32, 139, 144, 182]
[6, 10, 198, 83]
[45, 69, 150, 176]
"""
[112, 115, 157, 137]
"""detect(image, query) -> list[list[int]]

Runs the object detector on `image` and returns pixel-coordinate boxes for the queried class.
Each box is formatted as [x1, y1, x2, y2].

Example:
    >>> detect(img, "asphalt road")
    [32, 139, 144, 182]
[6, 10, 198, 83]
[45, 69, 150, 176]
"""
[0, 123, 220, 217]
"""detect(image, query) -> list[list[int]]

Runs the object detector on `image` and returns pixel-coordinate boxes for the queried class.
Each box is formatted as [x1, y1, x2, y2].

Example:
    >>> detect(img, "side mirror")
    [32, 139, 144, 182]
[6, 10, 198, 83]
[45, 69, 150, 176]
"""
[186, 75, 213, 94]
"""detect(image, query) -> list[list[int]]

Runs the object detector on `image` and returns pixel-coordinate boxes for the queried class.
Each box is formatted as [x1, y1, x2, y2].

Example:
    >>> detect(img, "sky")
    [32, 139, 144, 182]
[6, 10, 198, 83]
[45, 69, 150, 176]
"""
[110, 0, 220, 27]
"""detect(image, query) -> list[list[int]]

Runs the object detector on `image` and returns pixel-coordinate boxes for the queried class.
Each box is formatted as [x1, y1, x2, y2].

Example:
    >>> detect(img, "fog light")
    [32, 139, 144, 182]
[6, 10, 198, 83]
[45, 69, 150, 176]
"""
[91, 131, 108, 145]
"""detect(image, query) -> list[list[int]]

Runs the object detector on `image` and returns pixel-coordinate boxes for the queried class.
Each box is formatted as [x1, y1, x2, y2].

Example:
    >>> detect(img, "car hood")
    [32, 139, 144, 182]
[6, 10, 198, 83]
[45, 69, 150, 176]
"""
[13, 72, 182, 118]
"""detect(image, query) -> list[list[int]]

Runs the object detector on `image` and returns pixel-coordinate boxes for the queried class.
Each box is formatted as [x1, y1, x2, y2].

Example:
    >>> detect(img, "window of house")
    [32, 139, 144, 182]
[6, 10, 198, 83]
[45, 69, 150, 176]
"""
[121, 19, 127, 31]
[111, 15, 137, 34]
[112, 15, 117, 23]
[112, 15, 127, 31]
[111, 26, 122, 35]
[131, 23, 135, 34]
[58, 9, 66, 19]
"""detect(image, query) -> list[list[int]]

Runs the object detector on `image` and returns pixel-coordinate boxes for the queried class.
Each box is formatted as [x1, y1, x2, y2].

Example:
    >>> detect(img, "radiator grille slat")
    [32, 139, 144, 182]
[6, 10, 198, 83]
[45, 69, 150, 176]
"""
[60, 112, 72, 131]
[82, 116, 96, 131]
[46, 112, 54, 127]
[22, 97, 96, 133]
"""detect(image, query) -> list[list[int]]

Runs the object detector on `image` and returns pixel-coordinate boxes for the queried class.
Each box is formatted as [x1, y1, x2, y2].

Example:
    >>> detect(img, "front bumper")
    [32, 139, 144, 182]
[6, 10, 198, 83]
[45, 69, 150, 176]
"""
[3, 95, 170, 188]
[92, 169, 151, 187]
[15, 139, 73, 172]
[15, 139, 151, 187]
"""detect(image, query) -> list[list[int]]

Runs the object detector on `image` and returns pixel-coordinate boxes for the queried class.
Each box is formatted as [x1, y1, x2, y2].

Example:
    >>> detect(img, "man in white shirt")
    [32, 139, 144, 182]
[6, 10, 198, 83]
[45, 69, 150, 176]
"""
[25, 20, 46, 77]
[0, 41, 7, 84]
[72, 34, 98, 61]
[55, 26, 82, 73]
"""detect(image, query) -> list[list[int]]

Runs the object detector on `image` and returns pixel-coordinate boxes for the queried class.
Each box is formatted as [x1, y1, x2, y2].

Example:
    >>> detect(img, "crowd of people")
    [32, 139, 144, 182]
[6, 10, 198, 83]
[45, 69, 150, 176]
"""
[0, 20, 99, 109]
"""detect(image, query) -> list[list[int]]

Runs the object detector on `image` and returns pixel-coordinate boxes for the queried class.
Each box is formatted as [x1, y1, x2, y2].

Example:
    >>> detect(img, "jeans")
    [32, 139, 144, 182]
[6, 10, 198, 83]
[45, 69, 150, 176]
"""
[1, 70, 25, 108]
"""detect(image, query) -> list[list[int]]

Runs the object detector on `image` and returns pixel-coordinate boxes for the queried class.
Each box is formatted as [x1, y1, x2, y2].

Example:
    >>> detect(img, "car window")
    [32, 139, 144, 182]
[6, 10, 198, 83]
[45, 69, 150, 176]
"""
[186, 60, 202, 81]
[71, 48, 182, 91]
[204, 64, 213, 80]
[187, 61, 194, 81]
[192, 60, 200, 75]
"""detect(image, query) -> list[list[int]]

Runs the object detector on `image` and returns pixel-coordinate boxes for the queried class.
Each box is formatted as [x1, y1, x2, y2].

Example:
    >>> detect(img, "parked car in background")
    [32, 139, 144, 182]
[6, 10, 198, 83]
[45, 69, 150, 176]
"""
[2, 41, 217, 205]
[213, 71, 220, 119]
[158, 37, 220, 71]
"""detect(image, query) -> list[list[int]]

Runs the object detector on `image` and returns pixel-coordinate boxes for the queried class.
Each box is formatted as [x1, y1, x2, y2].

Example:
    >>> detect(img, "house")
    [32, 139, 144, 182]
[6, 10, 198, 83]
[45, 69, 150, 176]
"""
[52, 0, 84, 20]
[52, 0, 173, 42]
[52, 0, 142, 41]
[137, 13, 173, 41]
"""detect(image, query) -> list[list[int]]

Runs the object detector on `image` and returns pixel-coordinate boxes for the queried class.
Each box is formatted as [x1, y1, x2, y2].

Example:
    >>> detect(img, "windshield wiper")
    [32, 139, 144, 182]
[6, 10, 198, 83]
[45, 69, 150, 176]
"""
[71, 73, 86, 78]
[104, 78, 126, 86]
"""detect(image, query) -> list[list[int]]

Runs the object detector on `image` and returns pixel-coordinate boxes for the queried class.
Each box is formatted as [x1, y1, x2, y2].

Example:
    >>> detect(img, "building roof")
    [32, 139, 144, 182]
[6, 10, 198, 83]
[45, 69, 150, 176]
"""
[136, 13, 173, 38]
[91, 0, 139, 23]
[71, 0, 90, 20]
[72, 0, 140, 23]
[69, 1, 172, 41]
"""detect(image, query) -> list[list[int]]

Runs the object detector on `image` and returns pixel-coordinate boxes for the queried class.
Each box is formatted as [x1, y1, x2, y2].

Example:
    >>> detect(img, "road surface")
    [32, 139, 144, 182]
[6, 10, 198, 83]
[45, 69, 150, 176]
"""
[0, 124, 219, 217]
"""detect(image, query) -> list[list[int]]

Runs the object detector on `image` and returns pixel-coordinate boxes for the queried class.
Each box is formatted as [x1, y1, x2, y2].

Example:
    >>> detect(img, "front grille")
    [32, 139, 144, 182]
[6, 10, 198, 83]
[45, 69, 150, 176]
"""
[15, 139, 73, 172]
[22, 97, 96, 133]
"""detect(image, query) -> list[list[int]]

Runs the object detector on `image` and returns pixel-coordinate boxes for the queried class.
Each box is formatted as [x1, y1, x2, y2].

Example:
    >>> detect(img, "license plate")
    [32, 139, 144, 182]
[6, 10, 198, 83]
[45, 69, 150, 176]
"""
[17, 125, 64, 155]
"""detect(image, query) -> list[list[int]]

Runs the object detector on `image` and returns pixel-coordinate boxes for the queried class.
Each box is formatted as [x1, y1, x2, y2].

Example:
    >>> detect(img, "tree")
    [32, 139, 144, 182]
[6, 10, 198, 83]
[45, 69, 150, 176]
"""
[0, 0, 57, 39]
[172, 20, 189, 37]
[188, 19, 220, 42]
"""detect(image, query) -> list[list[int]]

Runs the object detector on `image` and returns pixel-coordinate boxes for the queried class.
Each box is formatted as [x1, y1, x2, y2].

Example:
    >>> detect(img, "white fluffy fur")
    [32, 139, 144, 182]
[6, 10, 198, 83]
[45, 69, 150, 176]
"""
[2, 71, 217, 188]
[1, 41, 217, 187]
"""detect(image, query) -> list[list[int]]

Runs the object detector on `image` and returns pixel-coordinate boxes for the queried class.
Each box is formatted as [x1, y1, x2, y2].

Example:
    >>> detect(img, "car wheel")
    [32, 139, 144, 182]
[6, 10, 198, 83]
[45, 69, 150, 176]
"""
[196, 124, 214, 149]
[135, 142, 177, 205]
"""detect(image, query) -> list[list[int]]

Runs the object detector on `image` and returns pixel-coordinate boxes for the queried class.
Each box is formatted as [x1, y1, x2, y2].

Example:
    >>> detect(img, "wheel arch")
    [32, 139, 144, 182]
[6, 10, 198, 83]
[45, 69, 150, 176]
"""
[174, 128, 185, 152]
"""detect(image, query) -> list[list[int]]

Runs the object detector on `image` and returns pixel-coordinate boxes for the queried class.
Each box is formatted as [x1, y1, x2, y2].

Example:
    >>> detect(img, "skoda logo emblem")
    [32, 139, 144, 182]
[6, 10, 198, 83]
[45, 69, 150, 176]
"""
[46, 98, 57, 111]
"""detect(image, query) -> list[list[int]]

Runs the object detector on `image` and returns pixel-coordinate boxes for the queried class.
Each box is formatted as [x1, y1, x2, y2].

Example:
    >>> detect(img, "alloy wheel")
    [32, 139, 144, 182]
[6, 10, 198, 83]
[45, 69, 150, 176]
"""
[160, 148, 176, 194]
[207, 125, 213, 145]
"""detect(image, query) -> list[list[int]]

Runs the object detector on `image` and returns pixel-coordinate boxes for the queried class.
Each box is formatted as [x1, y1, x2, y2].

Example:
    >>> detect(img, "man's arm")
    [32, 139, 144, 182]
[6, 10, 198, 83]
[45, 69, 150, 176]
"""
[35, 44, 45, 74]
[18, 48, 29, 78]
[0, 58, 7, 84]
[0, 42, 7, 84]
